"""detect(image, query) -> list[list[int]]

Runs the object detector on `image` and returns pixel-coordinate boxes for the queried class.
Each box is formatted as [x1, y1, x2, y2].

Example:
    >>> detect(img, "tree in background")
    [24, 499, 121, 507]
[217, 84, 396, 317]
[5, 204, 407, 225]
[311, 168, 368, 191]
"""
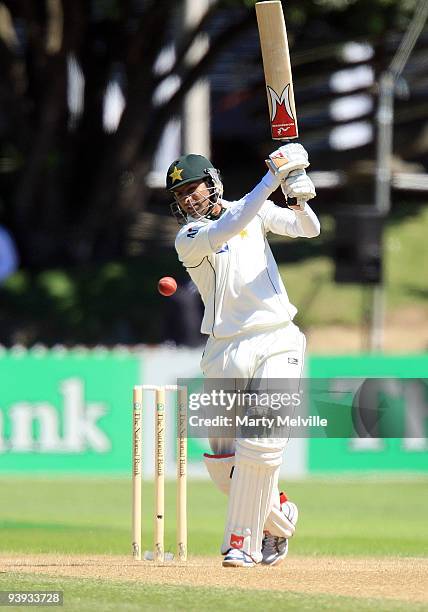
[0, 0, 423, 268]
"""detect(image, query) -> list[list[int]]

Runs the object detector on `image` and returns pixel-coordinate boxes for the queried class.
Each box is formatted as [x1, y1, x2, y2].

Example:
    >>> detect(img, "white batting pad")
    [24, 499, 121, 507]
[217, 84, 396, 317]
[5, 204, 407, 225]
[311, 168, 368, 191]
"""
[264, 497, 298, 538]
[203, 453, 235, 495]
[204, 447, 298, 540]
[237, 437, 286, 466]
[221, 438, 284, 563]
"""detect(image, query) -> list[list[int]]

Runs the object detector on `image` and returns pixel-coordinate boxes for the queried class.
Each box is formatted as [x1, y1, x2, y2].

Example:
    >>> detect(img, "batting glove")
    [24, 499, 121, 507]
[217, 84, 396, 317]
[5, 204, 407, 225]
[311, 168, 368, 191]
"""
[281, 169, 316, 206]
[266, 143, 309, 180]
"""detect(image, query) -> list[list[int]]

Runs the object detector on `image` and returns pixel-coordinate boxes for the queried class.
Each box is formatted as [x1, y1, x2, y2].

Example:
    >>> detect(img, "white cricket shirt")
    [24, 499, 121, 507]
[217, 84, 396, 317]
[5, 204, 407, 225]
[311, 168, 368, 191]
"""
[175, 174, 320, 339]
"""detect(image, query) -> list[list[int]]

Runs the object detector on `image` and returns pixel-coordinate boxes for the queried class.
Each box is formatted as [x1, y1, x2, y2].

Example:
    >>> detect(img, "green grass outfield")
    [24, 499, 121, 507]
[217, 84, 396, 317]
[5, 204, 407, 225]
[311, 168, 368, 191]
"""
[1, 573, 425, 612]
[1, 477, 427, 611]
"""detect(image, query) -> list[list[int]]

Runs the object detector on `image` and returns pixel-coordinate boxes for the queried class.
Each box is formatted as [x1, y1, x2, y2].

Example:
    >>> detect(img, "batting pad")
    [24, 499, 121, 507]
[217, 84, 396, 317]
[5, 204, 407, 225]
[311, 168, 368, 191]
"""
[221, 439, 283, 563]
[264, 492, 298, 538]
[203, 453, 235, 495]
[203, 447, 297, 540]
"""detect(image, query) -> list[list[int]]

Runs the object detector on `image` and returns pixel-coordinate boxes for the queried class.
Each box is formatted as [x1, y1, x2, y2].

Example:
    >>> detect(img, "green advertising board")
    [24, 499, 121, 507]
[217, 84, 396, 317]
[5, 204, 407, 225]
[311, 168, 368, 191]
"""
[0, 349, 139, 473]
[307, 355, 428, 473]
[1, 349, 427, 475]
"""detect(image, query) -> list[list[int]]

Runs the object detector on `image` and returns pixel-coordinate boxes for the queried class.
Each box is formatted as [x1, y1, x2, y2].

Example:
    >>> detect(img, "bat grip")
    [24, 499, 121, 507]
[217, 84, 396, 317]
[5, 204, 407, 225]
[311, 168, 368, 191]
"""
[287, 197, 297, 207]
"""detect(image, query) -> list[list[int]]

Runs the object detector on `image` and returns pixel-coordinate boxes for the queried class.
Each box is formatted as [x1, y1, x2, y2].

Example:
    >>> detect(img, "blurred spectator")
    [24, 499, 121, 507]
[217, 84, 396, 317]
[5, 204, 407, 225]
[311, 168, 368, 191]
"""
[0, 221, 19, 345]
[0, 224, 18, 283]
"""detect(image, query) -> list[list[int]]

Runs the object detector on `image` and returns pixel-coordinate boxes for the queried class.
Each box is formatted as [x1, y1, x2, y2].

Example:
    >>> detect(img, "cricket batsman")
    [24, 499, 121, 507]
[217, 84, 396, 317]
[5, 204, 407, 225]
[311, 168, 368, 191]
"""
[166, 143, 320, 567]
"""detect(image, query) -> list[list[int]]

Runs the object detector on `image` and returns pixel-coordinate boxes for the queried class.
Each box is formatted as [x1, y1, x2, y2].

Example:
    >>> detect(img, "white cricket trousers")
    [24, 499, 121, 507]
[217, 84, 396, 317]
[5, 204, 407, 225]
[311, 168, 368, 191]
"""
[201, 320, 306, 456]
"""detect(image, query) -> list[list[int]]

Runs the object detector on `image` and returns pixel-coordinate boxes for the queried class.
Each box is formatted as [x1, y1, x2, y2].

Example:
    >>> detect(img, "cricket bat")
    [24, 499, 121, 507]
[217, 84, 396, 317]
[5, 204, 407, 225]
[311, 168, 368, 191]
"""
[256, 1, 298, 141]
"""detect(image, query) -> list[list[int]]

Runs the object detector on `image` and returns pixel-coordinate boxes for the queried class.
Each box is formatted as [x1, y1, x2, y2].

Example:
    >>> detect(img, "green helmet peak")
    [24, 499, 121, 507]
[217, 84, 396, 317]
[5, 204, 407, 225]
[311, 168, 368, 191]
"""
[166, 154, 215, 191]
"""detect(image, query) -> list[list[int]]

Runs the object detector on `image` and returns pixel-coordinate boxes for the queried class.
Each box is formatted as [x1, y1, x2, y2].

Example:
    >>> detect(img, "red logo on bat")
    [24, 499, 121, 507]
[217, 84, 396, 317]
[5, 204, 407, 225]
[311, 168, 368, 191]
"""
[267, 84, 297, 139]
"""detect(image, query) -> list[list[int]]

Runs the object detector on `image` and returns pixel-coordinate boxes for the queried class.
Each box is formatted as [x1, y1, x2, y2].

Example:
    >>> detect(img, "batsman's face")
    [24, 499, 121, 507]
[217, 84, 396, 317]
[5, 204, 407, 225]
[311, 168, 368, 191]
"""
[174, 181, 212, 218]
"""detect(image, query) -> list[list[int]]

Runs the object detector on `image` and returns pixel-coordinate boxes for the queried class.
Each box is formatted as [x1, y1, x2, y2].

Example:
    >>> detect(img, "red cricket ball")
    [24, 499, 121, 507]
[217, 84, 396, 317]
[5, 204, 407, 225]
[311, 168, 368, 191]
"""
[157, 276, 177, 297]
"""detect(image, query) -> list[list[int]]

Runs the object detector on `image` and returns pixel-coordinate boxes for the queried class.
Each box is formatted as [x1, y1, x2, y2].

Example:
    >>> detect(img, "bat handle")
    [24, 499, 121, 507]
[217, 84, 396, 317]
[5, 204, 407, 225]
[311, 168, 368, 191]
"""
[287, 197, 297, 207]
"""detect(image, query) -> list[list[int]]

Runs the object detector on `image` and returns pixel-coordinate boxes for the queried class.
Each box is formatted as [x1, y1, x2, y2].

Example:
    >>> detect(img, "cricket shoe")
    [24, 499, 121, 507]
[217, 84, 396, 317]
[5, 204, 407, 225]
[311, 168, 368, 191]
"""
[222, 548, 256, 568]
[262, 492, 298, 566]
[261, 534, 288, 566]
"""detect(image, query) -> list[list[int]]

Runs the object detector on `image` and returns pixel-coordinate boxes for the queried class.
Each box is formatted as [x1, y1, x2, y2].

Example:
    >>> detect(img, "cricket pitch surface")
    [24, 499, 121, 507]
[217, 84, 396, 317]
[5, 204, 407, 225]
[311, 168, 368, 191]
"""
[2, 554, 427, 604]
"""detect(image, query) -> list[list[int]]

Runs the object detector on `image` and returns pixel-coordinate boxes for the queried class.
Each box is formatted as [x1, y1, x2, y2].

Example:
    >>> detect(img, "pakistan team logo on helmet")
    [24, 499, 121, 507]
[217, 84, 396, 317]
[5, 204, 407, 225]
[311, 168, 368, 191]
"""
[166, 154, 219, 191]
